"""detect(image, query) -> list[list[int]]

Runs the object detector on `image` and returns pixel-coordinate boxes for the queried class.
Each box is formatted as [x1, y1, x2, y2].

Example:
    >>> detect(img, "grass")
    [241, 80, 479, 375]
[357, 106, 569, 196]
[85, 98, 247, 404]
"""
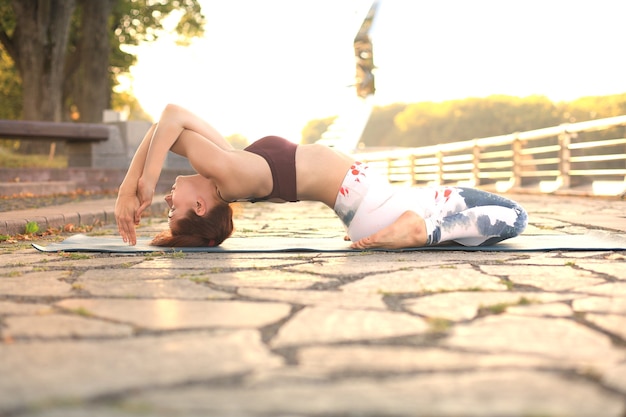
[0, 146, 67, 168]
[164, 251, 185, 258]
[24, 221, 39, 234]
[189, 276, 211, 284]
[479, 296, 533, 316]
[180, 272, 215, 283]
[500, 278, 515, 290]
[68, 307, 92, 317]
[427, 317, 453, 333]
[59, 252, 92, 260]
[483, 302, 510, 315]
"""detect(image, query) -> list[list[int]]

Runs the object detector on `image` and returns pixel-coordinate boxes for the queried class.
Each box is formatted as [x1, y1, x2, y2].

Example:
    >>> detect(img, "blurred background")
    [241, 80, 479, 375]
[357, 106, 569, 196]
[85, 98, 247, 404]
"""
[1, 0, 625, 156]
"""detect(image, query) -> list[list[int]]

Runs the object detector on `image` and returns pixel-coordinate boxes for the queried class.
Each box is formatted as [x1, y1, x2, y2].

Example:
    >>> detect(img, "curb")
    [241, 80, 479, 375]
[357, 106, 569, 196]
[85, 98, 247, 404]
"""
[0, 181, 80, 197]
[0, 196, 167, 236]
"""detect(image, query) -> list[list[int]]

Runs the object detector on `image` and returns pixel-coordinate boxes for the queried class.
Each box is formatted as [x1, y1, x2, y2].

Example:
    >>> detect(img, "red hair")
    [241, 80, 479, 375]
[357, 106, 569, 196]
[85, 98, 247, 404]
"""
[151, 202, 234, 247]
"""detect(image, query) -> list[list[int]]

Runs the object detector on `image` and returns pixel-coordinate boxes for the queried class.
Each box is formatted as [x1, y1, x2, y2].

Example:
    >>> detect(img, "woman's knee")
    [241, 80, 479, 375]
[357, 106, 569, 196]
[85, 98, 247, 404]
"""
[511, 203, 528, 236]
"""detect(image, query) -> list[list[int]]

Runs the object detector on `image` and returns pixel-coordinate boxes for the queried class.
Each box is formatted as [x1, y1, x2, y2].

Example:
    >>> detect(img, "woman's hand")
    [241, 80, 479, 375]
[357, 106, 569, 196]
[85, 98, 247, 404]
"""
[350, 211, 428, 250]
[115, 193, 141, 245]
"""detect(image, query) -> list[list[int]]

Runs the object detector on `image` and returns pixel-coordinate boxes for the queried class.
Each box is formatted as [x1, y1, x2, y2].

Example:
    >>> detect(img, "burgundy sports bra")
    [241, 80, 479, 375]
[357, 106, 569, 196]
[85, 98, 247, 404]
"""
[243, 136, 299, 202]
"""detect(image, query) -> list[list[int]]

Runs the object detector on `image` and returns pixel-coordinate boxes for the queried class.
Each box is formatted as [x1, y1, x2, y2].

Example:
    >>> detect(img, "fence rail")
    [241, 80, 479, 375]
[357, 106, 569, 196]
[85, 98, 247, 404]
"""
[354, 115, 626, 196]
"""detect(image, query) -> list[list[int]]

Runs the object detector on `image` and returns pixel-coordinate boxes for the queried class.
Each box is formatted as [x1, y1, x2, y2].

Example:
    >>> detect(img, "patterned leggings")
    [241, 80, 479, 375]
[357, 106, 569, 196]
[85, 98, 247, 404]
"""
[421, 187, 528, 246]
[334, 163, 528, 246]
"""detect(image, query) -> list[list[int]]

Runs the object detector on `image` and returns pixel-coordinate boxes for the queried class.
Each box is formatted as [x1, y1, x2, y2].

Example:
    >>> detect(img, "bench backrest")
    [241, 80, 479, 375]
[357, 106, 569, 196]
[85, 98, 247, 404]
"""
[0, 120, 109, 141]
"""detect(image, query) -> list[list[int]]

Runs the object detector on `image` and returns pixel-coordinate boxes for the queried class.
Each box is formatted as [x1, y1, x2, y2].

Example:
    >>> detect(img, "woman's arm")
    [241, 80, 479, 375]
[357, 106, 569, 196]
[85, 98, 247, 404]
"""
[137, 104, 234, 207]
[115, 123, 157, 245]
[116, 104, 233, 245]
[117, 103, 255, 244]
[118, 123, 156, 195]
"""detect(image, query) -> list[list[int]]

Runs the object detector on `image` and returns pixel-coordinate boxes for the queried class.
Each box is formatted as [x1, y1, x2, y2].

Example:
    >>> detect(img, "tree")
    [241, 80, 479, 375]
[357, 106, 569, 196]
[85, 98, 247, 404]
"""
[110, 90, 153, 122]
[225, 134, 249, 150]
[0, 45, 21, 120]
[391, 95, 561, 147]
[360, 103, 406, 147]
[66, 0, 114, 123]
[0, 0, 205, 126]
[65, 0, 205, 123]
[2, 0, 76, 122]
[300, 116, 336, 145]
[559, 93, 626, 146]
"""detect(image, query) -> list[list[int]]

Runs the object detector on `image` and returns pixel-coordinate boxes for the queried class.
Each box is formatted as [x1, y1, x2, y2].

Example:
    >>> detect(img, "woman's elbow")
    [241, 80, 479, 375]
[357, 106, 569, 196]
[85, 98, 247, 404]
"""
[160, 103, 185, 120]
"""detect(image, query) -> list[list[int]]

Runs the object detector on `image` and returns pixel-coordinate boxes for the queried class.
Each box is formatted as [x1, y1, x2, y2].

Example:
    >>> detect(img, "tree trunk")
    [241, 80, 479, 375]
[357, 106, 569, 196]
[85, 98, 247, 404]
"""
[12, 0, 75, 153]
[74, 0, 113, 123]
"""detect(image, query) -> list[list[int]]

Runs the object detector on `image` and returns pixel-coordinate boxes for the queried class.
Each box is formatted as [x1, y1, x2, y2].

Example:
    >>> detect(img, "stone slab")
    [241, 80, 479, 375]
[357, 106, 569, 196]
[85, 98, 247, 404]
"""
[0, 330, 282, 414]
[271, 306, 429, 347]
[55, 298, 292, 330]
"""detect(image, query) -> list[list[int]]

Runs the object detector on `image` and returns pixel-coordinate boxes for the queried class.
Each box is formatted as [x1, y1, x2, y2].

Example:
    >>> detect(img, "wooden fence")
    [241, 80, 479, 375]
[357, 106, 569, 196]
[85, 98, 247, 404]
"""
[354, 115, 626, 196]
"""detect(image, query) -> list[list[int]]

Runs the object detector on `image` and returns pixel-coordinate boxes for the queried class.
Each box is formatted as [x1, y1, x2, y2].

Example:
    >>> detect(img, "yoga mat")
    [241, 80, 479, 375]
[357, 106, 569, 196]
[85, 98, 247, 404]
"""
[32, 232, 626, 253]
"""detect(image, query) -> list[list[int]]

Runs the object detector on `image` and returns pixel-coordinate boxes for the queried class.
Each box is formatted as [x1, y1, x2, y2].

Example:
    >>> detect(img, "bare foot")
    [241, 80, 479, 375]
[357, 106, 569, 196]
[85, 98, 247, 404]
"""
[350, 211, 428, 250]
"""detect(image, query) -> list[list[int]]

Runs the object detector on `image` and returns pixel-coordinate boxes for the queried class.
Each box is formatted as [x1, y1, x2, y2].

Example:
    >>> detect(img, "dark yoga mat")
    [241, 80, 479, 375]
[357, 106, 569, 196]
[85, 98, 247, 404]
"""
[32, 232, 626, 253]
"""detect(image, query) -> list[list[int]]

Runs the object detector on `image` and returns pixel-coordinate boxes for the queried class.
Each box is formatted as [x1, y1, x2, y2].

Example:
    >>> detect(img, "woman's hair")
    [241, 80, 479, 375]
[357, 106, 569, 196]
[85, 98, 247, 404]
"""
[151, 202, 234, 247]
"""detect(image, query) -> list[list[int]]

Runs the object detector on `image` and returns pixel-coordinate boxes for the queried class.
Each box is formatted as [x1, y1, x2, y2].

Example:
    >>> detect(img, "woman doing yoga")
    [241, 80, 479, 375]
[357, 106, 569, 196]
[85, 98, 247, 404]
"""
[115, 104, 528, 249]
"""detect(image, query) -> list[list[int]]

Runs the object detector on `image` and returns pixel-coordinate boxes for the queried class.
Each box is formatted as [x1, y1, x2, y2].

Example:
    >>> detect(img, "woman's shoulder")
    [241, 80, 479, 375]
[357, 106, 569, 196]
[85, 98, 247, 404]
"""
[215, 149, 274, 200]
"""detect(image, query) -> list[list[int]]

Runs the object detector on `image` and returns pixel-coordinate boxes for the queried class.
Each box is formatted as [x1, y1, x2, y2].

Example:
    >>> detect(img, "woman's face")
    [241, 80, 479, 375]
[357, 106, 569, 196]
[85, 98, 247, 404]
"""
[164, 175, 215, 226]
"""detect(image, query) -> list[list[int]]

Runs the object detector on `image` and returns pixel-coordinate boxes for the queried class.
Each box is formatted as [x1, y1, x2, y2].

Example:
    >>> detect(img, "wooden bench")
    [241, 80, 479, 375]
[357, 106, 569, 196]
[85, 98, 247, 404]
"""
[0, 119, 127, 168]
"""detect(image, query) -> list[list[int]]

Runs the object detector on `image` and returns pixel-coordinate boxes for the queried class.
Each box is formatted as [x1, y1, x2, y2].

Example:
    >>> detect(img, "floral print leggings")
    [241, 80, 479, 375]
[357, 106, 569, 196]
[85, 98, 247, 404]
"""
[334, 162, 528, 246]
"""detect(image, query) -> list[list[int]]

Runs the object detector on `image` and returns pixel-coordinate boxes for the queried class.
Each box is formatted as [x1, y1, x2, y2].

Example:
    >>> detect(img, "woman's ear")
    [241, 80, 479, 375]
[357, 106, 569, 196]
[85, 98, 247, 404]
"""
[195, 197, 207, 216]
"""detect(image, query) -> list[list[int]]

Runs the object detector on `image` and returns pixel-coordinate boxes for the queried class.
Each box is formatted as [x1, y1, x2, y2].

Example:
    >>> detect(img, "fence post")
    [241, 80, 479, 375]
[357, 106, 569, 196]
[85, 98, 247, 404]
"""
[512, 134, 523, 188]
[472, 140, 481, 186]
[386, 157, 393, 182]
[558, 129, 572, 189]
[409, 154, 417, 186]
[436, 150, 444, 185]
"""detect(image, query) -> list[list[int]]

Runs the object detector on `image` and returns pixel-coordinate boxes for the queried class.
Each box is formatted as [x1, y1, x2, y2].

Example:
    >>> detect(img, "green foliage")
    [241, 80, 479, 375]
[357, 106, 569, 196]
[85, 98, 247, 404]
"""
[0, 0, 13, 34]
[0, 0, 205, 124]
[427, 317, 453, 333]
[356, 93, 626, 148]
[89, 0, 205, 118]
[24, 221, 39, 234]
[226, 134, 249, 149]
[383, 95, 561, 147]
[565, 93, 626, 121]
[301, 116, 337, 144]
[0, 147, 67, 168]
[112, 0, 205, 46]
[109, 0, 206, 79]
[361, 102, 407, 146]
[483, 302, 509, 315]
[0, 46, 21, 120]
[110, 90, 154, 122]
[68, 307, 92, 317]
[65, 253, 91, 260]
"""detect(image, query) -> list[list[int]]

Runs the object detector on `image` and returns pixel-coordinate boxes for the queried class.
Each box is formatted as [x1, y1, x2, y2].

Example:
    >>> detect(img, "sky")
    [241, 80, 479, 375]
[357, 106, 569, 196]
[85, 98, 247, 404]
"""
[123, 0, 626, 143]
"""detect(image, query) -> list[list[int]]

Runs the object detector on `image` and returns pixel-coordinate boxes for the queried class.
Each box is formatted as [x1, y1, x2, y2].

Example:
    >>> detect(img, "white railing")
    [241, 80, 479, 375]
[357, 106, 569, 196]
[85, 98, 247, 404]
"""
[354, 115, 626, 196]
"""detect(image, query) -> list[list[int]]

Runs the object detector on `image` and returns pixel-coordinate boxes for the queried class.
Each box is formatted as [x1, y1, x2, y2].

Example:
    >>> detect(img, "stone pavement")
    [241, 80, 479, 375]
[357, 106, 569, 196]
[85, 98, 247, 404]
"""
[1, 193, 626, 417]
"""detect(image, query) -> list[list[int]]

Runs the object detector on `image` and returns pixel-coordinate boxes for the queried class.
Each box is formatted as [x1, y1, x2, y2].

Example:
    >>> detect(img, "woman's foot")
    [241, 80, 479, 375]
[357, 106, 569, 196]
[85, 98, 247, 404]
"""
[350, 211, 428, 250]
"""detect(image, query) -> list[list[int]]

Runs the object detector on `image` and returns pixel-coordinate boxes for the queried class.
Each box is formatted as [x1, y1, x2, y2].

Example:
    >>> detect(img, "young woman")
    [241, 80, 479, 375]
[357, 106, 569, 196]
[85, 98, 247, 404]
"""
[115, 104, 528, 249]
